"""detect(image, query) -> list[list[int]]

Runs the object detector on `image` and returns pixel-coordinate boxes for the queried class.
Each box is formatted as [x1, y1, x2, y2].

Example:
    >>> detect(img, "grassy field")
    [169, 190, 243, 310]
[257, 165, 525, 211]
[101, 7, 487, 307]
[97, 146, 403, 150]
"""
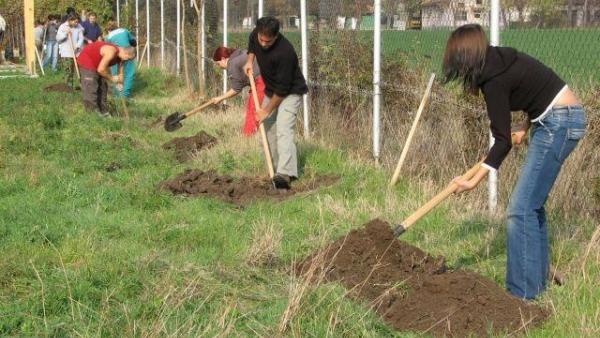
[227, 28, 600, 89]
[0, 70, 599, 336]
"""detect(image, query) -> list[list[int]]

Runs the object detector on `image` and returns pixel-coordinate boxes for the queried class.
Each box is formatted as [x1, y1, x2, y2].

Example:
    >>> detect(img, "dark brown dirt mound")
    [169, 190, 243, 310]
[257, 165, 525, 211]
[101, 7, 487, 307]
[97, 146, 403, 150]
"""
[44, 83, 74, 93]
[159, 170, 339, 207]
[297, 219, 548, 337]
[162, 131, 217, 162]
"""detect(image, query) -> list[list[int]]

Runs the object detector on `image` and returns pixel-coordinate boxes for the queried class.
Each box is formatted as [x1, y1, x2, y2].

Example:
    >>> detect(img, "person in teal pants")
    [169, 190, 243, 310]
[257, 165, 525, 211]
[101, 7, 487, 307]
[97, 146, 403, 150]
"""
[105, 21, 137, 98]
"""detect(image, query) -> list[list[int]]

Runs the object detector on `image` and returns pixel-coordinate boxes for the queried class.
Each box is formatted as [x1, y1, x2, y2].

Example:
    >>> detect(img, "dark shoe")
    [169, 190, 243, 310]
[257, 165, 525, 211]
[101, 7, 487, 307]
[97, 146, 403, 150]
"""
[272, 174, 291, 190]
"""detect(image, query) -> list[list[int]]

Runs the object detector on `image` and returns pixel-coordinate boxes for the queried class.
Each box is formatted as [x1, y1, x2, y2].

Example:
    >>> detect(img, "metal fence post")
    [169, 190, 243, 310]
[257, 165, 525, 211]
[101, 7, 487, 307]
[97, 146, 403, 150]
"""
[223, 0, 228, 95]
[489, 0, 500, 213]
[160, 0, 164, 70]
[201, 0, 206, 90]
[176, 0, 181, 75]
[146, 0, 150, 68]
[258, 0, 263, 19]
[300, 0, 309, 138]
[373, 0, 382, 164]
[135, 0, 139, 62]
[117, 0, 120, 26]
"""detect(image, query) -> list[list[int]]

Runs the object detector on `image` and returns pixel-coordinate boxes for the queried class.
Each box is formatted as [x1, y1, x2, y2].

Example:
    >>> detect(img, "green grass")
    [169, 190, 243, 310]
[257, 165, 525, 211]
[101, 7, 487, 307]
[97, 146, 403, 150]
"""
[0, 70, 598, 336]
[228, 28, 600, 89]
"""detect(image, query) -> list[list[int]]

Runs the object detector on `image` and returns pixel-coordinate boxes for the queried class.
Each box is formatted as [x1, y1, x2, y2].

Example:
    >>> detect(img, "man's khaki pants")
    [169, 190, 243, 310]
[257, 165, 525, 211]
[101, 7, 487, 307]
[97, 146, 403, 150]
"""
[262, 94, 302, 178]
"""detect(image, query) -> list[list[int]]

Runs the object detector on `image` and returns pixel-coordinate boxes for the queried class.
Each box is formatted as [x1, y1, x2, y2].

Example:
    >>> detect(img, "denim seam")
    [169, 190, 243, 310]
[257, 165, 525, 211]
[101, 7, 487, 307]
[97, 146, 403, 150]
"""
[517, 125, 553, 298]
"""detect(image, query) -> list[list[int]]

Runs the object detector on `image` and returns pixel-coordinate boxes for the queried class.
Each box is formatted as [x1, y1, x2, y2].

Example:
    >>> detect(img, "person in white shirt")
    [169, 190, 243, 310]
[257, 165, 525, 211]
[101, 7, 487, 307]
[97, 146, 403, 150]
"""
[56, 14, 84, 87]
[0, 13, 6, 64]
[34, 20, 45, 54]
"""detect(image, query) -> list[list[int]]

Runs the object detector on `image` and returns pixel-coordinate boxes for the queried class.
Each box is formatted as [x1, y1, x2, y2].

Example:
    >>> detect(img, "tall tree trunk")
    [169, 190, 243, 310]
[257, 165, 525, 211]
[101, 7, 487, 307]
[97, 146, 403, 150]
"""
[583, 0, 589, 26]
[568, 0, 574, 27]
[181, 0, 192, 94]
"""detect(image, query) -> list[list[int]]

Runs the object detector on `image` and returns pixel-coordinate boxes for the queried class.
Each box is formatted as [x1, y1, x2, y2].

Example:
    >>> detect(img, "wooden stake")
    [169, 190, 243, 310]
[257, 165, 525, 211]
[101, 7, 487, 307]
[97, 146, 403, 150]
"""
[390, 73, 435, 187]
[137, 42, 149, 70]
[34, 47, 45, 75]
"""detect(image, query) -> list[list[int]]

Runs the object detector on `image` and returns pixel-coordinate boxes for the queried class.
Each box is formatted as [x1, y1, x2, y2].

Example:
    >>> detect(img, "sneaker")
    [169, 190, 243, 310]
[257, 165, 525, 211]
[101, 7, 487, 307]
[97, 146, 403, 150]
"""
[272, 174, 291, 190]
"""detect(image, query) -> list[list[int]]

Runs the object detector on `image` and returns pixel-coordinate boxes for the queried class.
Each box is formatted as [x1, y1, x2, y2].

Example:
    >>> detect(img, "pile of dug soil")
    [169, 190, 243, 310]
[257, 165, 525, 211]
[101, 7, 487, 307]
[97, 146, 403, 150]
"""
[297, 219, 548, 337]
[159, 170, 339, 207]
[162, 131, 217, 162]
[44, 83, 74, 93]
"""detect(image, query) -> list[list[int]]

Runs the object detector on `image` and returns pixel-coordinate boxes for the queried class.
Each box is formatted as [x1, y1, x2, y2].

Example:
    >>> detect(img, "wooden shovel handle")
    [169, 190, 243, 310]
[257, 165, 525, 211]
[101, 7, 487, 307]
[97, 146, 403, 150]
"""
[184, 100, 214, 118]
[400, 160, 484, 231]
[248, 72, 275, 179]
[390, 73, 435, 187]
[68, 34, 80, 79]
[397, 134, 519, 234]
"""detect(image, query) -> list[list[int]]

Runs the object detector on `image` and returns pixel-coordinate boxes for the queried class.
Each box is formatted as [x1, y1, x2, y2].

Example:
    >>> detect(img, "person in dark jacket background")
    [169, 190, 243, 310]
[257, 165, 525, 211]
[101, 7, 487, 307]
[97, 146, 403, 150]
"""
[243, 16, 308, 189]
[443, 24, 587, 300]
[81, 11, 102, 44]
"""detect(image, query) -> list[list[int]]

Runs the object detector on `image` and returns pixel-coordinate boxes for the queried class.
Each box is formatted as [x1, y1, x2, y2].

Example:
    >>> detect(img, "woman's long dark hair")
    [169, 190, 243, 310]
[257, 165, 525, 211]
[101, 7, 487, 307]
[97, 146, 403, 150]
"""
[442, 24, 488, 95]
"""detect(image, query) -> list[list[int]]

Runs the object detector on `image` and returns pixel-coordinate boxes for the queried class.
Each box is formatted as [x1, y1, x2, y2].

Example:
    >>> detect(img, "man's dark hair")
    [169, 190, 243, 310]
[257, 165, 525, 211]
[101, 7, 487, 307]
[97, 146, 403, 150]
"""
[66, 7, 76, 15]
[256, 17, 280, 37]
[67, 13, 79, 22]
[88, 12, 96, 17]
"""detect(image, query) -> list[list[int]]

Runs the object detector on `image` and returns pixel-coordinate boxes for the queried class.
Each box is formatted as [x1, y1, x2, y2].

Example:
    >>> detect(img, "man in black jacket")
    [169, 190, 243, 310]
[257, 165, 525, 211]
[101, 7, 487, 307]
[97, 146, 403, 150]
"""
[244, 17, 308, 189]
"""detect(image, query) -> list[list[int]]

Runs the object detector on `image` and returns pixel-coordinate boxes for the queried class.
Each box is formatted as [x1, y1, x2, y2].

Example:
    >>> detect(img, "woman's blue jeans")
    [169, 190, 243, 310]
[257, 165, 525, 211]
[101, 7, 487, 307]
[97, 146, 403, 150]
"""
[506, 106, 587, 299]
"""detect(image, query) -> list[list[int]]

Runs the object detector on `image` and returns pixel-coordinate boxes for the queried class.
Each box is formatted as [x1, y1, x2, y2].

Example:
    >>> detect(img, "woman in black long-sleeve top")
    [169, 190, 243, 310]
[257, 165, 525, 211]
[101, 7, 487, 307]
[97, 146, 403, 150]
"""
[443, 24, 587, 300]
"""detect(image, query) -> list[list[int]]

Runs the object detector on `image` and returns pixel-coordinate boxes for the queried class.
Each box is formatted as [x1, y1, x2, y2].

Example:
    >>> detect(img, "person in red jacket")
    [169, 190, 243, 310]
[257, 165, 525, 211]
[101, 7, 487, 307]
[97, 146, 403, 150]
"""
[77, 41, 135, 116]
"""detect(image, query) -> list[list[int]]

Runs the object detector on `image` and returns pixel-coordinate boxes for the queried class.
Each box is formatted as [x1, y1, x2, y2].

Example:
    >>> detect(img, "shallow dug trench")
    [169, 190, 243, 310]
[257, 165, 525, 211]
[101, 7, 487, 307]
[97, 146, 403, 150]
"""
[297, 219, 548, 337]
[159, 170, 339, 207]
[44, 83, 75, 93]
[162, 131, 217, 162]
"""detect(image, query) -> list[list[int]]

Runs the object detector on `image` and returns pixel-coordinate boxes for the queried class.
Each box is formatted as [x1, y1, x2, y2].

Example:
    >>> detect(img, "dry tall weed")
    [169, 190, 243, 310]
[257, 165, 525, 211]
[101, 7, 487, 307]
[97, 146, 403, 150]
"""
[245, 220, 283, 267]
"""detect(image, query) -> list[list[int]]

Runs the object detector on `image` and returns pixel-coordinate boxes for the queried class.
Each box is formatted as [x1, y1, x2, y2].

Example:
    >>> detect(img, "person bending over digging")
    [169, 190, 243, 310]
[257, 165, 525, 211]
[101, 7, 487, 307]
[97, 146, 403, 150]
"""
[105, 21, 137, 98]
[77, 41, 136, 116]
[443, 24, 587, 299]
[244, 17, 308, 190]
[212, 46, 263, 136]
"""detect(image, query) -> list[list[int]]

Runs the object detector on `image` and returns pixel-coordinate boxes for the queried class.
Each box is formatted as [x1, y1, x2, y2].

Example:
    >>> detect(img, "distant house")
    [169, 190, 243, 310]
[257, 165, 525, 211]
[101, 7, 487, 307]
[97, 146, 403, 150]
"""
[421, 0, 488, 28]
[421, 0, 600, 28]
[560, 1, 600, 26]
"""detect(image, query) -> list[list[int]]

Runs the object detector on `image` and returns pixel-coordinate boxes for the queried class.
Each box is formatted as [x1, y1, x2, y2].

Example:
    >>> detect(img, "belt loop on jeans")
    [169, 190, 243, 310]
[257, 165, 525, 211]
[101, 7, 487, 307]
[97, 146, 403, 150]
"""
[537, 117, 553, 137]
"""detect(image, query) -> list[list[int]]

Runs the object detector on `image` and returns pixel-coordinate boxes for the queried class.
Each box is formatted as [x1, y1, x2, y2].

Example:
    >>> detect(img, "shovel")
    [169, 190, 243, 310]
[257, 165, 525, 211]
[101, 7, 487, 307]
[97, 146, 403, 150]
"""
[247, 72, 275, 179]
[164, 100, 214, 132]
[68, 33, 81, 79]
[392, 143, 564, 285]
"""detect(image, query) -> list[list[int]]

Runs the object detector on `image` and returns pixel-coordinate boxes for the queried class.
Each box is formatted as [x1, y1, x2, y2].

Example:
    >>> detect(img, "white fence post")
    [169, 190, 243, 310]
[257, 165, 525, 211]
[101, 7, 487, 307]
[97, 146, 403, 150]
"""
[176, 0, 181, 75]
[146, 0, 150, 68]
[489, 0, 500, 213]
[300, 0, 309, 138]
[223, 0, 228, 95]
[135, 0, 139, 62]
[160, 0, 164, 69]
[258, 0, 263, 19]
[117, 0, 120, 26]
[373, 0, 382, 164]
[201, 0, 206, 89]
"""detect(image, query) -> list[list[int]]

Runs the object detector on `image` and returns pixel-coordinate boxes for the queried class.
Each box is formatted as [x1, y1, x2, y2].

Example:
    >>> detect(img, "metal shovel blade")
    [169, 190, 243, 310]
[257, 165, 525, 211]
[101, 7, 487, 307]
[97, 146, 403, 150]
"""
[164, 112, 186, 132]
